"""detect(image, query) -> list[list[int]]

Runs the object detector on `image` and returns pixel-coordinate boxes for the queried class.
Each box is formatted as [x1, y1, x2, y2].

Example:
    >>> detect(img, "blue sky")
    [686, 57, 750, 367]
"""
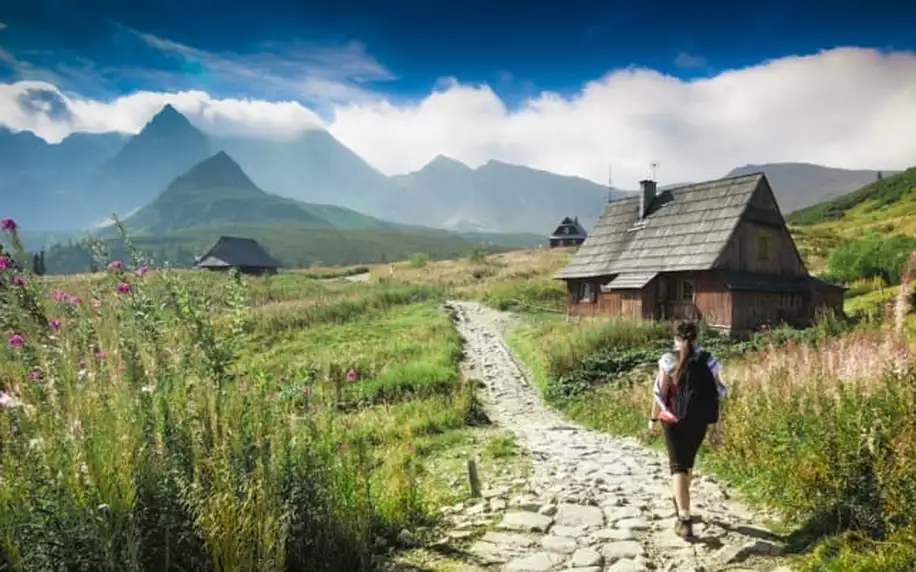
[2, 0, 913, 107]
[1, 0, 915, 186]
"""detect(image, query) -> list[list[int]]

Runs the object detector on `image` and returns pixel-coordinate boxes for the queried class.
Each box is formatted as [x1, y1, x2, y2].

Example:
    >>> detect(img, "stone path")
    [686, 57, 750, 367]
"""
[440, 301, 791, 572]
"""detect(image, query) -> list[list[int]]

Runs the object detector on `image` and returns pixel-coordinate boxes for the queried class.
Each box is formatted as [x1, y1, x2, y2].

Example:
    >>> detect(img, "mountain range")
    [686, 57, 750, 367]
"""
[0, 103, 897, 237]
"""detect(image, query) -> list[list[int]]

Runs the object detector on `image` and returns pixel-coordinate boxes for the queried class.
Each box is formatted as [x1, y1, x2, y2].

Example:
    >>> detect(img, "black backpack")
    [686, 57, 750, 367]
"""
[672, 350, 720, 424]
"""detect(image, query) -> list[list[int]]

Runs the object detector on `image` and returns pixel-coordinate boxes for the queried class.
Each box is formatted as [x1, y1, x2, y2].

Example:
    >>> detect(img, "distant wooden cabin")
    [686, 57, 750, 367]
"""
[555, 173, 845, 333]
[549, 216, 588, 248]
[196, 236, 281, 276]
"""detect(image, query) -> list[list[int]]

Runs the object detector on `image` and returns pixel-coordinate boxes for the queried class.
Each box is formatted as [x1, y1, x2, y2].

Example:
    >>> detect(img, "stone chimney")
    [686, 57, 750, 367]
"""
[639, 179, 657, 219]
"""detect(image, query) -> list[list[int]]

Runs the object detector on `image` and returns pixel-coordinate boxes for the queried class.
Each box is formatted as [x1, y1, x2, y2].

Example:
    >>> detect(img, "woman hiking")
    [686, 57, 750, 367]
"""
[648, 321, 727, 539]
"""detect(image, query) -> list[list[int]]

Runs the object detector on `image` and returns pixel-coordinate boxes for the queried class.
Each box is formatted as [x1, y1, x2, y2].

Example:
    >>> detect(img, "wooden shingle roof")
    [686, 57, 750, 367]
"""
[556, 173, 765, 280]
[197, 236, 281, 269]
[550, 216, 588, 239]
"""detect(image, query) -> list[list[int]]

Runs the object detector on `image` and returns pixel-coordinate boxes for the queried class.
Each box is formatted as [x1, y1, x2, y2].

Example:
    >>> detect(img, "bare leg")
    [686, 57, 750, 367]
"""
[672, 472, 690, 516]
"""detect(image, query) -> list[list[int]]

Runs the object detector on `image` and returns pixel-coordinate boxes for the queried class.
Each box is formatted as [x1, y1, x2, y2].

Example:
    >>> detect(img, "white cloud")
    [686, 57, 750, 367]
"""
[0, 22, 7, 31]
[0, 81, 323, 142]
[1, 47, 915, 189]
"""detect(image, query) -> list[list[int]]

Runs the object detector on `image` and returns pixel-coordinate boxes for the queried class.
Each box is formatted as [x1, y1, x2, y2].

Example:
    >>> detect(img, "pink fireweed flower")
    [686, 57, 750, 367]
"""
[0, 256, 9, 270]
[107, 261, 122, 271]
[0, 218, 16, 232]
[68, 296, 81, 305]
[116, 281, 132, 294]
[346, 368, 359, 382]
[7, 334, 24, 349]
[136, 264, 149, 276]
[48, 319, 61, 329]
[94, 351, 106, 361]
[11, 275, 25, 287]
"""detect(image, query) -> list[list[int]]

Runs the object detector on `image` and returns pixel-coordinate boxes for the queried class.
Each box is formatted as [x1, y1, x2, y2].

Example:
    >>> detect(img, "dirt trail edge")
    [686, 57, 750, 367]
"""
[442, 300, 790, 572]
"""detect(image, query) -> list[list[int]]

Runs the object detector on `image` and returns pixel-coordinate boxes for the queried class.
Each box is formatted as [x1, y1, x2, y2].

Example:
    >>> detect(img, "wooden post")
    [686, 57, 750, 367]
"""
[467, 458, 482, 499]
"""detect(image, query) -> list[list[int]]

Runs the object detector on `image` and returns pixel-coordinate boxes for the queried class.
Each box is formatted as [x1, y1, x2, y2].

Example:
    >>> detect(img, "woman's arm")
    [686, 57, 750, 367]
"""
[649, 365, 671, 420]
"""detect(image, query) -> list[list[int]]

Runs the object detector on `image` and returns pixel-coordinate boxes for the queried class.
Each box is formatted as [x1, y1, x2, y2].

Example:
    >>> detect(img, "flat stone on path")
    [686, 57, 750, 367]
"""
[554, 503, 605, 529]
[539, 534, 577, 553]
[570, 547, 603, 567]
[503, 551, 565, 571]
[467, 541, 510, 564]
[498, 511, 553, 533]
[480, 531, 536, 548]
[605, 559, 650, 572]
[601, 540, 645, 562]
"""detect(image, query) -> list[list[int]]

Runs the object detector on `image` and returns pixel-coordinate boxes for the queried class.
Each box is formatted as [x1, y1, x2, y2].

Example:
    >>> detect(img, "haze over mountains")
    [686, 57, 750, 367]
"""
[0, 104, 895, 237]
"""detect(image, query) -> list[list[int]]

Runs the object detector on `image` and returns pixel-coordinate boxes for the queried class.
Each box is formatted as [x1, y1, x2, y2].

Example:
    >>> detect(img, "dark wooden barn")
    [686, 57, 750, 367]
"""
[554, 173, 845, 333]
[196, 236, 281, 276]
[549, 216, 588, 248]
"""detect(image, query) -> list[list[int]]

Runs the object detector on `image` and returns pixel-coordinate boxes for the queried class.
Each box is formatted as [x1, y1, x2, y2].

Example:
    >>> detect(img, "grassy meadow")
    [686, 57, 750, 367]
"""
[0, 225, 532, 571]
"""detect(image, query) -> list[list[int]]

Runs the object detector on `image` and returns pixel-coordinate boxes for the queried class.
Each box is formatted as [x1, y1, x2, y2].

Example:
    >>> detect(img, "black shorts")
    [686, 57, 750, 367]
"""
[663, 420, 709, 475]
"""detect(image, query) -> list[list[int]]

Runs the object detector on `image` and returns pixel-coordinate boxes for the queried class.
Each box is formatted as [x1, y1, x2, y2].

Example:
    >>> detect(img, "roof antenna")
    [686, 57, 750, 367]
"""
[607, 165, 613, 202]
[650, 161, 658, 182]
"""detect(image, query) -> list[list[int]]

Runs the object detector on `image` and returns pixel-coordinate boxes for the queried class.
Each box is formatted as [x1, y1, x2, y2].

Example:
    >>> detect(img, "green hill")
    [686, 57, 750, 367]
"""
[786, 167, 916, 228]
[125, 151, 392, 233]
[784, 168, 916, 298]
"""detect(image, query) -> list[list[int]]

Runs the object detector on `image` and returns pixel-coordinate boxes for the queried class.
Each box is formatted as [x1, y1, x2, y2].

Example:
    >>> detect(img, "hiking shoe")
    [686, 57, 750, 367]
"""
[674, 517, 694, 539]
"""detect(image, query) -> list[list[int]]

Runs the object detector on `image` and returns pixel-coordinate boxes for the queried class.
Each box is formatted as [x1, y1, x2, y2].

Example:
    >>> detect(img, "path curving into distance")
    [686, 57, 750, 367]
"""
[439, 300, 793, 572]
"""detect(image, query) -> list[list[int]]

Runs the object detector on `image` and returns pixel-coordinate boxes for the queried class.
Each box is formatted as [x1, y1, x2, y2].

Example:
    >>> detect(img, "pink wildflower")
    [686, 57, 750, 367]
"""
[107, 261, 122, 271]
[136, 265, 149, 276]
[11, 275, 25, 287]
[0, 256, 9, 270]
[116, 281, 132, 294]
[68, 296, 81, 305]
[94, 351, 106, 361]
[48, 319, 61, 329]
[7, 334, 24, 349]
[0, 218, 16, 232]
[346, 368, 359, 382]
[27, 369, 43, 381]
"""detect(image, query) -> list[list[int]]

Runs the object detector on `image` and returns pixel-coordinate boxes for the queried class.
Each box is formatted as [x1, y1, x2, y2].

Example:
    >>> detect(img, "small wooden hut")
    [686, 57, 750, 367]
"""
[549, 216, 588, 248]
[196, 236, 281, 276]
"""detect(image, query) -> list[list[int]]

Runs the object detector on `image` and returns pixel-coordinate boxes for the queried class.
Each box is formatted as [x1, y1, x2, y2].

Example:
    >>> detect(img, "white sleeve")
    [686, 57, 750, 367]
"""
[653, 353, 676, 410]
[704, 352, 728, 400]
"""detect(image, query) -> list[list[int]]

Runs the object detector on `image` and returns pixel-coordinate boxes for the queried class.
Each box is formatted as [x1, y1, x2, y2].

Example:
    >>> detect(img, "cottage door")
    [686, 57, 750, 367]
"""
[656, 277, 668, 320]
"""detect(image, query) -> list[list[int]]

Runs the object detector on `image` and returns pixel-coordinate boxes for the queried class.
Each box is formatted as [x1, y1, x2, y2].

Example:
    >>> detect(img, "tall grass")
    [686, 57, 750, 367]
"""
[0, 221, 457, 571]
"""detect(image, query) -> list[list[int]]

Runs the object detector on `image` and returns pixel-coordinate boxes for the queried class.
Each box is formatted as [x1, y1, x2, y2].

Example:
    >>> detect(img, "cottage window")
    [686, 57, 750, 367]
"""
[563, 226, 570, 235]
[757, 235, 771, 261]
[678, 279, 695, 302]
[580, 282, 597, 303]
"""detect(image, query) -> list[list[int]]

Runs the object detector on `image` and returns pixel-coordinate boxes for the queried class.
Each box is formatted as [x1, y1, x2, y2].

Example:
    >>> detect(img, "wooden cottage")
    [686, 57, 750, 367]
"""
[196, 236, 281, 276]
[549, 216, 588, 248]
[555, 173, 844, 333]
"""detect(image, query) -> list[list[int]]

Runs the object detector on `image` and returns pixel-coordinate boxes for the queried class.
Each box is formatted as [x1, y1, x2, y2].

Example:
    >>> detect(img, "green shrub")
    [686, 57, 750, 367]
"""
[407, 253, 429, 268]
[825, 235, 916, 283]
